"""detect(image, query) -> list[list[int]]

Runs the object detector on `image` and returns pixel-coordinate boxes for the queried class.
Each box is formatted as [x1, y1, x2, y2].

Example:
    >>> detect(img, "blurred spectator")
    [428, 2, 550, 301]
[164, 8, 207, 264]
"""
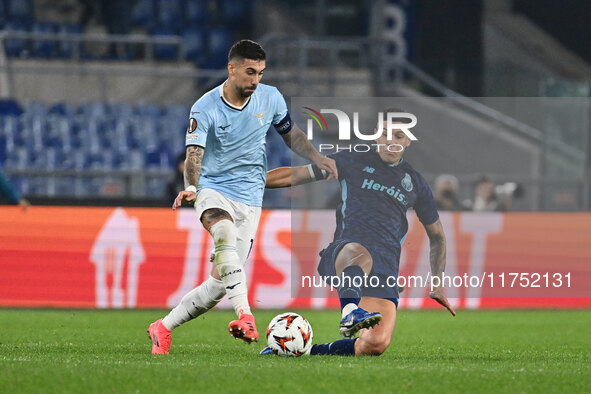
[35, 0, 82, 24]
[494, 181, 524, 212]
[165, 151, 185, 205]
[470, 175, 502, 212]
[434, 174, 463, 211]
[0, 169, 30, 211]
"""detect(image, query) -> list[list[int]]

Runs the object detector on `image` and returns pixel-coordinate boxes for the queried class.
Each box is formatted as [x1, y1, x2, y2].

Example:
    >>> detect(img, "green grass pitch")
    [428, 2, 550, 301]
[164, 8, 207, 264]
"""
[0, 309, 589, 393]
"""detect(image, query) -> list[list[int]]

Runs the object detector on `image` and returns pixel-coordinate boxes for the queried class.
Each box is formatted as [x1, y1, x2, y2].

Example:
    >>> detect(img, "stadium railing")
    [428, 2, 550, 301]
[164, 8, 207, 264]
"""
[0, 30, 186, 61]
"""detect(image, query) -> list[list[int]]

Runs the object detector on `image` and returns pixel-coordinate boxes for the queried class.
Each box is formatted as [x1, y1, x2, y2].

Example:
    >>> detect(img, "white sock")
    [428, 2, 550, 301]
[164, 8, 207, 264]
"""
[341, 302, 358, 318]
[210, 220, 251, 317]
[162, 276, 225, 330]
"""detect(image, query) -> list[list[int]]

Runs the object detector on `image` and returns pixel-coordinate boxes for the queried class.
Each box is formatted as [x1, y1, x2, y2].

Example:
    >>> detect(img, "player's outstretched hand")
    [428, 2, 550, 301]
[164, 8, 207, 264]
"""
[429, 287, 456, 317]
[172, 190, 196, 210]
[314, 156, 338, 181]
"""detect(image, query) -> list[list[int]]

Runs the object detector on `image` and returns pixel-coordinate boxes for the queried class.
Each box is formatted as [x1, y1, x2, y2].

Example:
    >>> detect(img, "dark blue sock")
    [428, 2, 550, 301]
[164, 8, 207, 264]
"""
[338, 265, 364, 308]
[310, 338, 357, 356]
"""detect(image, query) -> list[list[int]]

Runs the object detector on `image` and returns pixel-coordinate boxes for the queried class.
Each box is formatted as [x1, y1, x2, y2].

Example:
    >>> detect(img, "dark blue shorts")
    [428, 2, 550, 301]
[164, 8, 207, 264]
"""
[318, 238, 400, 307]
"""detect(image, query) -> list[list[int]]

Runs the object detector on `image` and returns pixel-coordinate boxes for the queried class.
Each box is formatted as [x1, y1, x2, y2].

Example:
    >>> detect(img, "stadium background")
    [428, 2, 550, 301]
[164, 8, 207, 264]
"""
[0, 1, 590, 392]
[1, 0, 589, 310]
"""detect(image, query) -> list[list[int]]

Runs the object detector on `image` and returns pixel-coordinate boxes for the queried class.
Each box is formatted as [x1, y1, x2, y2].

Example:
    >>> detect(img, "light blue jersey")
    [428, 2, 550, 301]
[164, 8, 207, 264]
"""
[185, 82, 292, 206]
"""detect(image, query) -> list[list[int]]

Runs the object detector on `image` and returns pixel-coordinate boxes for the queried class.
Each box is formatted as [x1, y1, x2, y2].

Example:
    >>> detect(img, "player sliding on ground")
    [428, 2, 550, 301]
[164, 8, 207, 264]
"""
[148, 40, 337, 354]
[261, 114, 455, 356]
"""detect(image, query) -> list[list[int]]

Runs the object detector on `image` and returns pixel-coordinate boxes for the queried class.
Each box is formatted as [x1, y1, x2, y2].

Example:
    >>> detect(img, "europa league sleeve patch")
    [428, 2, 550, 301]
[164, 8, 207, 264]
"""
[188, 118, 197, 133]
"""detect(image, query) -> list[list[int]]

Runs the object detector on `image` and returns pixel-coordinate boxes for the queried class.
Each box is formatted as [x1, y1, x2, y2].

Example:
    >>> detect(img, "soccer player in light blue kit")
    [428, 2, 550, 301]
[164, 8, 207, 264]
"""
[148, 40, 337, 354]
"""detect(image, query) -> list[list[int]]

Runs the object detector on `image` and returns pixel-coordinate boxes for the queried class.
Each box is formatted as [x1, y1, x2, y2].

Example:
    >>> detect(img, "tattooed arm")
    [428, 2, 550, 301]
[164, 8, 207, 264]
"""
[281, 124, 338, 181]
[172, 145, 204, 209]
[183, 145, 204, 188]
[424, 218, 456, 316]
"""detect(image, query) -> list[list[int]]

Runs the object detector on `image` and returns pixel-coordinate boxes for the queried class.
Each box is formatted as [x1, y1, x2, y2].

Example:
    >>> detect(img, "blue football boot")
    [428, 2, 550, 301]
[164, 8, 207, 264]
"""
[339, 307, 382, 338]
[259, 346, 277, 355]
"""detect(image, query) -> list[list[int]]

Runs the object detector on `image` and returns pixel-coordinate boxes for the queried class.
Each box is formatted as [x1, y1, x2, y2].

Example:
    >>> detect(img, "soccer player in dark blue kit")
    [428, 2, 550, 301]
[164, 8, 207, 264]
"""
[262, 116, 455, 356]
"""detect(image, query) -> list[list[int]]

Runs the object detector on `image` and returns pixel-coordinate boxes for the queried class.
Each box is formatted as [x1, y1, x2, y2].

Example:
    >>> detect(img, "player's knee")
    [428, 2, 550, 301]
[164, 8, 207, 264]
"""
[359, 332, 391, 356]
[206, 276, 225, 302]
[341, 242, 367, 258]
[209, 219, 237, 250]
[339, 242, 372, 273]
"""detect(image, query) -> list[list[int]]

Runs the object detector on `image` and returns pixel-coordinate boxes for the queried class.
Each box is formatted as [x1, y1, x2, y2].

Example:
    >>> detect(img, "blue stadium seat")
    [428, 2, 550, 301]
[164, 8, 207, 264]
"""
[112, 118, 131, 153]
[152, 26, 179, 60]
[185, 0, 209, 25]
[4, 21, 29, 57]
[0, 0, 7, 29]
[0, 99, 22, 116]
[125, 149, 146, 170]
[2, 116, 20, 148]
[182, 27, 205, 63]
[220, 0, 253, 25]
[156, 0, 182, 33]
[80, 101, 109, 120]
[49, 102, 76, 120]
[8, 0, 33, 25]
[66, 150, 88, 170]
[146, 177, 166, 197]
[135, 103, 161, 118]
[57, 23, 82, 58]
[4, 146, 28, 169]
[23, 101, 48, 117]
[132, 0, 156, 29]
[202, 27, 232, 68]
[31, 22, 57, 58]
[111, 102, 134, 121]
[46, 114, 72, 151]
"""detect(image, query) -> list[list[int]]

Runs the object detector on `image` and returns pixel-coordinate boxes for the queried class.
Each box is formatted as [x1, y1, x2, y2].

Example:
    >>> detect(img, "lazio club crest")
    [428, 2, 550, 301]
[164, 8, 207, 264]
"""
[401, 173, 413, 192]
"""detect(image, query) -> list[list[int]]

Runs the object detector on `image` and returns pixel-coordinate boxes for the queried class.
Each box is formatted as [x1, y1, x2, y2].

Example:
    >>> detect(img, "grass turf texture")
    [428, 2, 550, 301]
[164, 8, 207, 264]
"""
[0, 309, 589, 393]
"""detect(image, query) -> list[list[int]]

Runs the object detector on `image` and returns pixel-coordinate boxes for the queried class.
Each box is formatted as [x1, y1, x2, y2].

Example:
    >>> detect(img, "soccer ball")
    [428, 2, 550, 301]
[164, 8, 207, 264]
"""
[266, 312, 313, 356]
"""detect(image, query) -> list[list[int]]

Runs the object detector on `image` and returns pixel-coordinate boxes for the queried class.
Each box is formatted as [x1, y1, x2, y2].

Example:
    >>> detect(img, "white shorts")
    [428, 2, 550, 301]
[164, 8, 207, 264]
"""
[194, 188, 262, 264]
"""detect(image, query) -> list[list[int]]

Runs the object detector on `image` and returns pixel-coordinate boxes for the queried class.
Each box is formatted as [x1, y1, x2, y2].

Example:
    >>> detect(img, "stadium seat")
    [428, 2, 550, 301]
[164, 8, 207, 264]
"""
[135, 102, 161, 118]
[185, 0, 209, 25]
[152, 26, 178, 60]
[163, 103, 187, 118]
[4, 21, 29, 57]
[49, 102, 76, 119]
[31, 22, 57, 58]
[181, 27, 205, 63]
[8, 0, 33, 25]
[0, 0, 7, 29]
[2, 99, 290, 202]
[23, 101, 48, 117]
[146, 177, 167, 197]
[0, 99, 22, 116]
[80, 101, 109, 120]
[202, 27, 232, 69]
[57, 23, 82, 59]
[111, 102, 134, 121]
[4, 146, 28, 169]
[220, 0, 253, 26]
[156, 0, 183, 33]
[132, 0, 156, 29]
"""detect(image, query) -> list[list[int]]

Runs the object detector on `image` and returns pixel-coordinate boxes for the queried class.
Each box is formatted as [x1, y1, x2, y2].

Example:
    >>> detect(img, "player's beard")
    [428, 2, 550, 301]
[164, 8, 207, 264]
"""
[240, 86, 257, 98]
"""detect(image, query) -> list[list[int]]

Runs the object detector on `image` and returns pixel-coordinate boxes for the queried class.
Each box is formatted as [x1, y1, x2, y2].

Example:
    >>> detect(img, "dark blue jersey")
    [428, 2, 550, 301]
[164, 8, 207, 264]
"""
[328, 150, 438, 255]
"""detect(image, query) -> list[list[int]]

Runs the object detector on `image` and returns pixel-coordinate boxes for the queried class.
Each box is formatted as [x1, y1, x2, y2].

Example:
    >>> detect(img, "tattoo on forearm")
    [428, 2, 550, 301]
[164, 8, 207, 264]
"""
[184, 146, 204, 188]
[282, 128, 317, 161]
[428, 220, 446, 278]
[429, 238, 446, 277]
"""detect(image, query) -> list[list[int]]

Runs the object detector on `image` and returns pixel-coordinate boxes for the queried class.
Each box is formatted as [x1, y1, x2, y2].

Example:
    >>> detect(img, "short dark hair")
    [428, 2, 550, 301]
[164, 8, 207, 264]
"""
[228, 40, 266, 63]
[475, 174, 492, 186]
